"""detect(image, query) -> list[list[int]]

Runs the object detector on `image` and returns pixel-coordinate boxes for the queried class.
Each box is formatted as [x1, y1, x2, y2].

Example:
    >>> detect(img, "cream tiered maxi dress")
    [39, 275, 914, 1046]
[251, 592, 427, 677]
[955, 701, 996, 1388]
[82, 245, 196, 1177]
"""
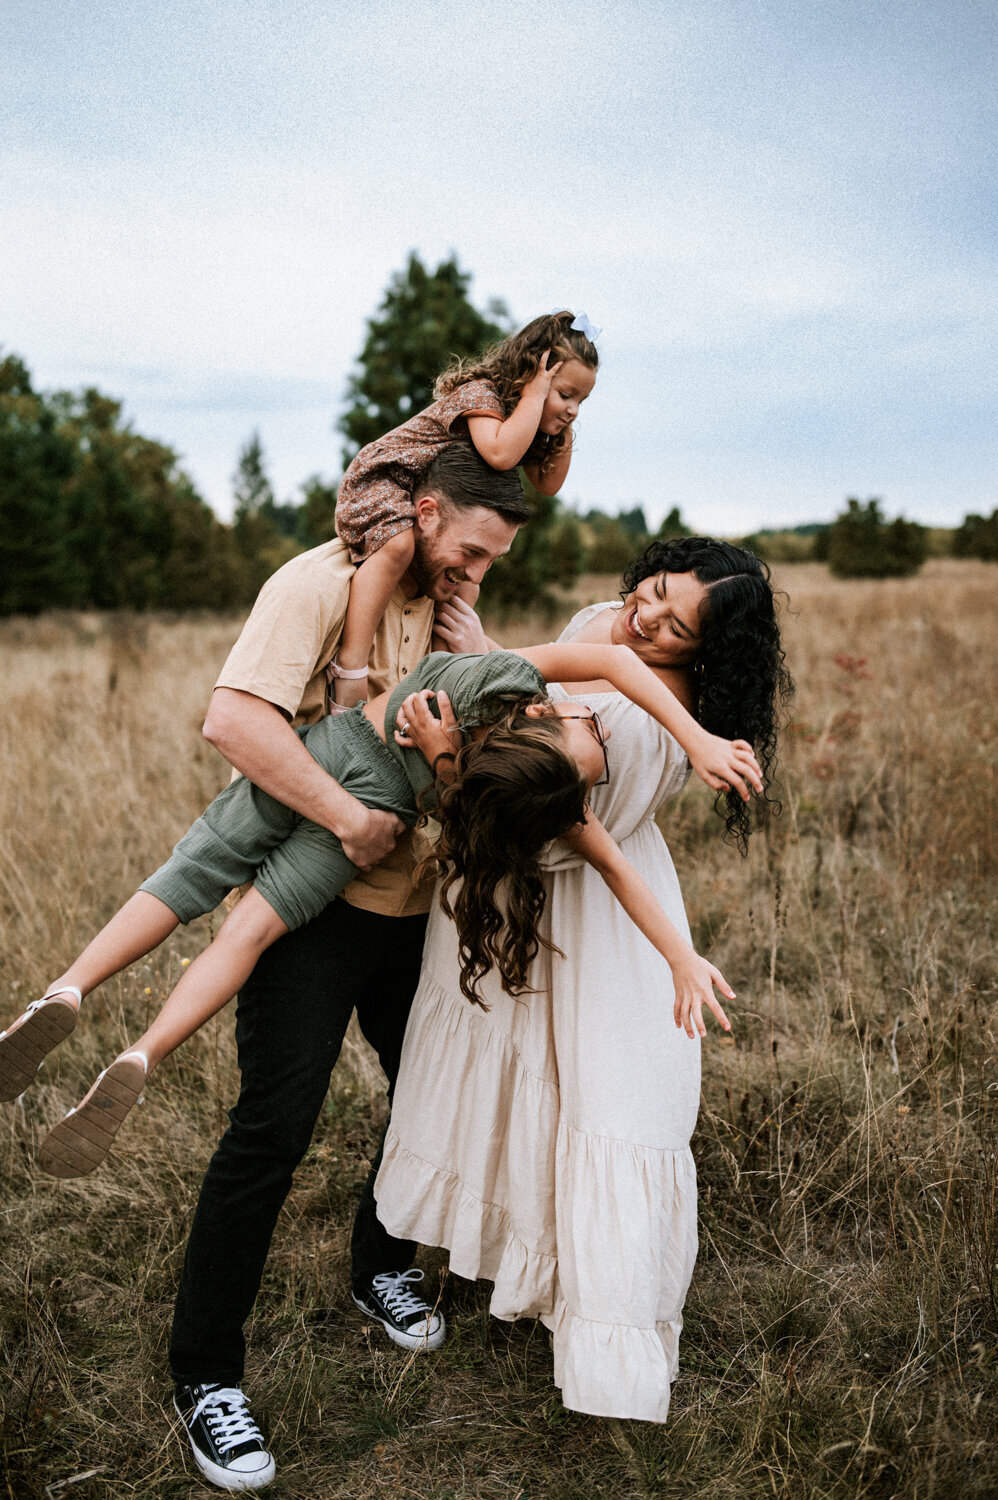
[375, 604, 701, 1422]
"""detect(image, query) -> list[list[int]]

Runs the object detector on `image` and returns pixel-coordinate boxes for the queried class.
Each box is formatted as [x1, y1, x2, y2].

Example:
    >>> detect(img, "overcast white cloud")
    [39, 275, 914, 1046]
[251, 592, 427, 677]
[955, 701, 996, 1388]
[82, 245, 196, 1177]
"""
[2, 0, 995, 529]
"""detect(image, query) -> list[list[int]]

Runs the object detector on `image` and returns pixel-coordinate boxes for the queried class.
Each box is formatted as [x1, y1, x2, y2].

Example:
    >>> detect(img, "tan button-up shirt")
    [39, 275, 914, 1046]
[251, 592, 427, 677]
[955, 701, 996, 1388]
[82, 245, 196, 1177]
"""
[215, 538, 436, 916]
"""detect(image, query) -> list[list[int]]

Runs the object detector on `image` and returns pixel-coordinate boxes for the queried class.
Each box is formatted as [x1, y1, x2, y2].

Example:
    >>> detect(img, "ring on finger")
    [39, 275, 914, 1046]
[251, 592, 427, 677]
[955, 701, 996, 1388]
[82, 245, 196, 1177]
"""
[400, 721, 410, 736]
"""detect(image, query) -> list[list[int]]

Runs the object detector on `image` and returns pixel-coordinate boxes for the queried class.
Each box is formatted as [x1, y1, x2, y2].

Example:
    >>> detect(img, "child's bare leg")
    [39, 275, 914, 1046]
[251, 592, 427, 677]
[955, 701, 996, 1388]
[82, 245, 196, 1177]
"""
[36, 891, 289, 1178]
[122, 889, 289, 1073]
[49, 892, 181, 1006]
[0, 892, 179, 1102]
[335, 530, 415, 707]
[432, 579, 479, 652]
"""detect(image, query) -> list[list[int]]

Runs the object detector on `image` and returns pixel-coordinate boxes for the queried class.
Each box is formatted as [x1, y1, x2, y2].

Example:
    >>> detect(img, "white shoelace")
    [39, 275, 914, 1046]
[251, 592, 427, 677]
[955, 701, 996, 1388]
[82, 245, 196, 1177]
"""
[190, 1386, 265, 1456]
[371, 1269, 433, 1320]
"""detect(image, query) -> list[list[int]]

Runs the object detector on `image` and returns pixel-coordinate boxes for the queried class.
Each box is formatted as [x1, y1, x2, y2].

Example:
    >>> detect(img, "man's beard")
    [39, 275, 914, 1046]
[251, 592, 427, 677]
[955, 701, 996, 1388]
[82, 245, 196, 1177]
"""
[406, 543, 436, 596]
[408, 542, 461, 599]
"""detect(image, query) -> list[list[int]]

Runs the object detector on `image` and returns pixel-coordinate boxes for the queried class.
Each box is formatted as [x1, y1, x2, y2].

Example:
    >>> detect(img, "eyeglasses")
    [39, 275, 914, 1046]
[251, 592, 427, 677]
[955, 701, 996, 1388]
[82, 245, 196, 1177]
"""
[556, 708, 610, 787]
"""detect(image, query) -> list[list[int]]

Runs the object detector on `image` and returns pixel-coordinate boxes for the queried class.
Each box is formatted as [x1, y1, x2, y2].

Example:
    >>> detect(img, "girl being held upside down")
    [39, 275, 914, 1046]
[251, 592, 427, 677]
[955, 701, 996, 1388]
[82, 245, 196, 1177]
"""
[0, 638, 760, 1178]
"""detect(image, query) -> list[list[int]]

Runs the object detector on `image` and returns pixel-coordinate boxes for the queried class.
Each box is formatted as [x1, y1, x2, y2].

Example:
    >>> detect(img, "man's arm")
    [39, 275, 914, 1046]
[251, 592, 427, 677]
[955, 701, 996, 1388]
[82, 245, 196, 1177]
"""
[203, 688, 403, 869]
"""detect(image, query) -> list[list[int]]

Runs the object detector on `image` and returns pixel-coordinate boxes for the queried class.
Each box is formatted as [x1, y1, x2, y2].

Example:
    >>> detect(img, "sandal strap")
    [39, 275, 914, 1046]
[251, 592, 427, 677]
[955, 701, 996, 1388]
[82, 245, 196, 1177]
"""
[32, 986, 83, 1011]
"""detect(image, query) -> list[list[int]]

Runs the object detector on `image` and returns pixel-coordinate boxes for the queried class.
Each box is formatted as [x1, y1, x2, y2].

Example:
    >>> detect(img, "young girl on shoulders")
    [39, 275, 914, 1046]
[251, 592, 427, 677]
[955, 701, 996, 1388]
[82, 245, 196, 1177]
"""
[330, 310, 600, 709]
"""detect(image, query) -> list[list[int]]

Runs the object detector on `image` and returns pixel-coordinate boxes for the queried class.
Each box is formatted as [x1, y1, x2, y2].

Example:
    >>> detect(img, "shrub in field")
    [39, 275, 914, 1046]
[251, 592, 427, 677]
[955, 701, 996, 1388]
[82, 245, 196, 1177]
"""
[952, 507, 998, 561]
[546, 510, 586, 588]
[826, 496, 928, 577]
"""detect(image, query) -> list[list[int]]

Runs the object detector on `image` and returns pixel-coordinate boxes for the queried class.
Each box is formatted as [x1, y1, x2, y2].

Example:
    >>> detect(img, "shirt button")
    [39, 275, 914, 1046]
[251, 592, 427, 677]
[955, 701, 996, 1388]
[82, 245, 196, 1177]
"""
[401, 666, 407, 675]
[404, 635, 409, 643]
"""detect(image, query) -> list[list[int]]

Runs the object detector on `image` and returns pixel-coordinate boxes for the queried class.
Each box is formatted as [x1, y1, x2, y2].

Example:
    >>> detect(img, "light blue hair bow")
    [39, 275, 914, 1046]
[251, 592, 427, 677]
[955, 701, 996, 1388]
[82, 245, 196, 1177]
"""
[570, 311, 602, 343]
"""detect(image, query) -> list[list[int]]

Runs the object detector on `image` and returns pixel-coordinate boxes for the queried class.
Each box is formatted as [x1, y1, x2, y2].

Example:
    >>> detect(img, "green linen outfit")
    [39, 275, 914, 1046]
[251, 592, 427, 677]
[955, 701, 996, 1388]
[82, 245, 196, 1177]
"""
[140, 652, 546, 932]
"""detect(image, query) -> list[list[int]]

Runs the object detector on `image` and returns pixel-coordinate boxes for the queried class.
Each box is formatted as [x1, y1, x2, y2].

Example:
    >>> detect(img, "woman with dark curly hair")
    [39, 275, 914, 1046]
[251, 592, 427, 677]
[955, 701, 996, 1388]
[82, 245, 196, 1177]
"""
[617, 536, 792, 852]
[376, 536, 793, 1424]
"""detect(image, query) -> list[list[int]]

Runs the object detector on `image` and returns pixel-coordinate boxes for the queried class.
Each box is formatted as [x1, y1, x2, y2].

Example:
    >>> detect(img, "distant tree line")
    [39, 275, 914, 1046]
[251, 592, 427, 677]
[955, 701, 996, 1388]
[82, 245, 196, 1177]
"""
[2, 253, 995, 616]
[1, 352, 298, 615]
[743, 498, 997, 577]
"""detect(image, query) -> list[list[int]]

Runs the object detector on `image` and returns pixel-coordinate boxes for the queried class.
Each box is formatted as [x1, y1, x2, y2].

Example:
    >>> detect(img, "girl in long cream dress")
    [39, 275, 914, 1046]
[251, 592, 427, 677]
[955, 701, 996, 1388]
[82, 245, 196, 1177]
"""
[376, 537, 792, 1422]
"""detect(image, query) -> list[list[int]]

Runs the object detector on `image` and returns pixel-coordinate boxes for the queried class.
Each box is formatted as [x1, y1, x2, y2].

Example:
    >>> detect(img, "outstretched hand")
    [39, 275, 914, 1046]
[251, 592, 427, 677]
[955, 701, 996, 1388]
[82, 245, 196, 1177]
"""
[688, 734, 762, 802]
[670, 949, 735, 1038]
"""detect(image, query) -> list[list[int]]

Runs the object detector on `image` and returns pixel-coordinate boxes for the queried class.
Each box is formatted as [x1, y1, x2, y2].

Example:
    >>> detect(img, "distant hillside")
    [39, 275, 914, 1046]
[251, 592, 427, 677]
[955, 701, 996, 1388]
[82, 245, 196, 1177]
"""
[748, 522, 829, 538]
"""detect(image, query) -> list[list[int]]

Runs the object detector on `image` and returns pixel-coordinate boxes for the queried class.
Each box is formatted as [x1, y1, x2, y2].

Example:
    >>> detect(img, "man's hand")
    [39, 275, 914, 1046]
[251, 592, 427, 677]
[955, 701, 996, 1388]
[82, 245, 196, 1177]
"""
[433, 596, 491, 654]
[338, 803, 405, 869]
[204, 688, 405, 866]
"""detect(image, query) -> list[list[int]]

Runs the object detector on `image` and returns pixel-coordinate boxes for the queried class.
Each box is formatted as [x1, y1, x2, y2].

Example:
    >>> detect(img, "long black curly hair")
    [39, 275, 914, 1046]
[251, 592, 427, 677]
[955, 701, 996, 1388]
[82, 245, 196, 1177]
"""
[620, 536, 794, 851]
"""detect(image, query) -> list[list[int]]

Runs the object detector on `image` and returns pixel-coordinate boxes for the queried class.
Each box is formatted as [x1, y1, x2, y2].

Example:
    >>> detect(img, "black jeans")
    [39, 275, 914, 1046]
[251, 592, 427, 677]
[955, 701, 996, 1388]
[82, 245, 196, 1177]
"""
[169, 899, 428, 1388]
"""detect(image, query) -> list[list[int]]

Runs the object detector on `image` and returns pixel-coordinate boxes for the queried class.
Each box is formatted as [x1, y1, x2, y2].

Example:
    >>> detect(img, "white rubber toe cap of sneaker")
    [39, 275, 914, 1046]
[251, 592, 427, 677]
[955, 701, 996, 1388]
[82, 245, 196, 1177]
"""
[197, 1448, 276, 1490]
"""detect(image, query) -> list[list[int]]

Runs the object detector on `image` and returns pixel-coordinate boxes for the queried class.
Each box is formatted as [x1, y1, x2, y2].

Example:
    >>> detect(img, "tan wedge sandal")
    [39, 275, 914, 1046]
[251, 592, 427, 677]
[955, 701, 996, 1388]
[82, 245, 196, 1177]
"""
[0, 987, 81, 1102]
[37, 1050, 148, 1177]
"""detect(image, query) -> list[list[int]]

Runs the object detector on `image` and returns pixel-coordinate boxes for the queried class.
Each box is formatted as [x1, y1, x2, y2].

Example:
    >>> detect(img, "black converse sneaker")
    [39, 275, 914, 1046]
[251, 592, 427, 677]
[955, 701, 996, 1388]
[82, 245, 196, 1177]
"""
[351, 1268, 446, 1351]
[173, 1383, 276, 1491]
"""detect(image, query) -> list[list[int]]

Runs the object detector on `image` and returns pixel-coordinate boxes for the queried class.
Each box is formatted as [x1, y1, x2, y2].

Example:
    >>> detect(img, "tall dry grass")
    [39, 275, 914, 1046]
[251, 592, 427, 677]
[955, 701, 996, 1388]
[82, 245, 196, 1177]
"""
[1, 562, 996, 1498]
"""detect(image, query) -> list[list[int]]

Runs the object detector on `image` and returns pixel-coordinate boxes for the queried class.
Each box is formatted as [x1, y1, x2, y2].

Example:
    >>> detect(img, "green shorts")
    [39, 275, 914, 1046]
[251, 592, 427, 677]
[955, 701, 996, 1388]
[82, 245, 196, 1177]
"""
[140, 709, 419, 931]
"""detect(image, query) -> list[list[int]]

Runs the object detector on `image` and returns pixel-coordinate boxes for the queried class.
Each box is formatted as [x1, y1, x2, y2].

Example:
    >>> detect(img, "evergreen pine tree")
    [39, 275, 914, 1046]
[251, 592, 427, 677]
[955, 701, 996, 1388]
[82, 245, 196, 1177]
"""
[232, 430, 275, 517]
[0, 352, 78, 613]
[338, 253, 510, 466]
[232, 431, 300, 593]
[54, 388, 179, 608]
[657, 505, 692, 540]
[297, 475, 339, 546]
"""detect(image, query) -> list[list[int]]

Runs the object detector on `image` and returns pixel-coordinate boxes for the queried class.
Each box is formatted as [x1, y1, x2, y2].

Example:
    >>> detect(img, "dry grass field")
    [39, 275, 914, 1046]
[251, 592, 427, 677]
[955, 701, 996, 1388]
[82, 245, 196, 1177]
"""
[1, 560, 996, 1499]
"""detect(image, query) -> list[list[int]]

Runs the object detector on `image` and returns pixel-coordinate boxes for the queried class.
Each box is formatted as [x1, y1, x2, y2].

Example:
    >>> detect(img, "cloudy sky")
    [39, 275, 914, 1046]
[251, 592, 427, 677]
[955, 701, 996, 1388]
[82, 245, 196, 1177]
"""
[3, 0, 995, 531]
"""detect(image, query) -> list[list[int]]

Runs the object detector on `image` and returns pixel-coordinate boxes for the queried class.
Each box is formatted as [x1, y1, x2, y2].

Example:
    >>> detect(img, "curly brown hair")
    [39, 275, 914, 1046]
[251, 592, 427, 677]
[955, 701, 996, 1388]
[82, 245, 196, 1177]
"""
[417, 702, 589, 1007]
[434, 311, 599, 473]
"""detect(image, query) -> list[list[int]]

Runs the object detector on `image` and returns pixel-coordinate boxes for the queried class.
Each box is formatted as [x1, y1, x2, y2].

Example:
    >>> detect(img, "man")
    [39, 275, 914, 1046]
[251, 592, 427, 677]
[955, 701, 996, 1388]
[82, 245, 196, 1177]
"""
[170, 442, 526, 1490]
